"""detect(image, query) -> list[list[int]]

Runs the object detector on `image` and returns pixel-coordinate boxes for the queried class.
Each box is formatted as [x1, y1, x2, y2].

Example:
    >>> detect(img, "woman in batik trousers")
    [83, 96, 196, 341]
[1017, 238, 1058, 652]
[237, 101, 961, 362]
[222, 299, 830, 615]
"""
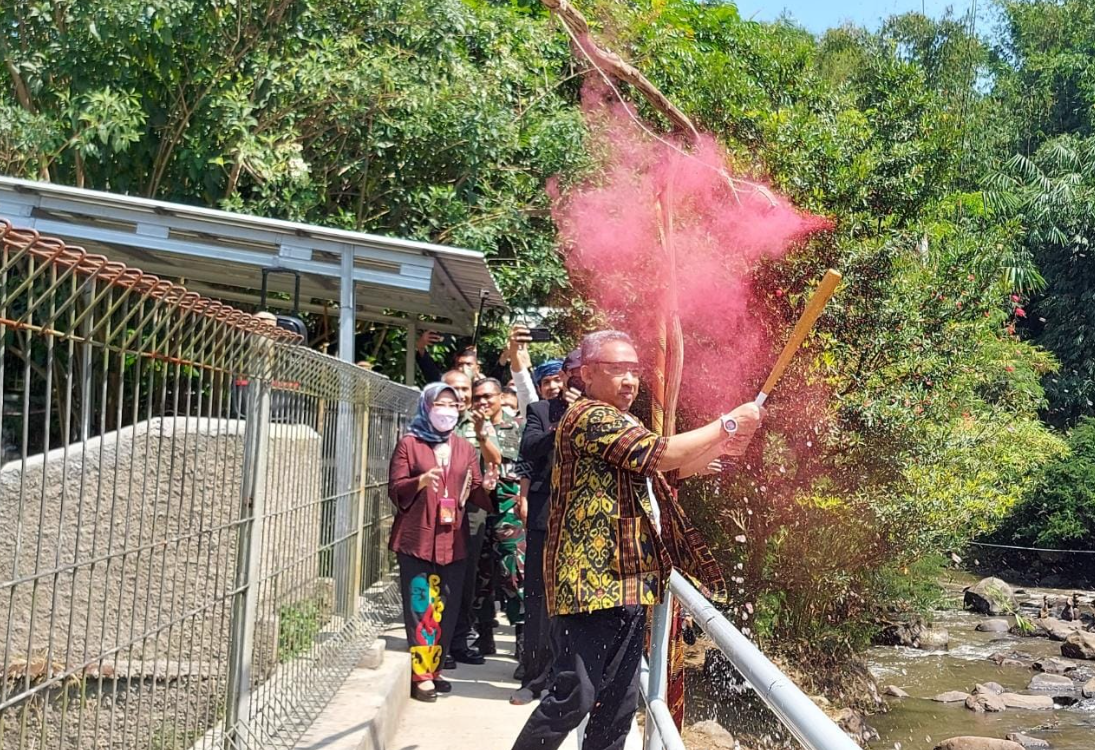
[388, 383, 495, 702]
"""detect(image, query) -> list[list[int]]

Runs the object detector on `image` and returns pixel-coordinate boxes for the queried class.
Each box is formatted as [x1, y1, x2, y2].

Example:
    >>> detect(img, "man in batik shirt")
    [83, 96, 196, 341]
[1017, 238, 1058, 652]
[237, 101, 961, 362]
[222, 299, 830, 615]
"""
[511, 330, 762, 750]
[468, 376, 525, 658]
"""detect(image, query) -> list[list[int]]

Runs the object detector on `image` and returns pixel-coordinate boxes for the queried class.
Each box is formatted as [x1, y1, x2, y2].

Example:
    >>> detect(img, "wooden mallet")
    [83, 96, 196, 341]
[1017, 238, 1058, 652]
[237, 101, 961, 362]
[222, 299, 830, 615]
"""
[755, 269, 842, 407]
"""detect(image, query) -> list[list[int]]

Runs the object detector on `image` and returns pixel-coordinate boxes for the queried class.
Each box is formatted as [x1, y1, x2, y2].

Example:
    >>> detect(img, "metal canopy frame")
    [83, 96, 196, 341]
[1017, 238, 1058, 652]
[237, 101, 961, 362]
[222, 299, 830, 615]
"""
[0, 176, 504, 380]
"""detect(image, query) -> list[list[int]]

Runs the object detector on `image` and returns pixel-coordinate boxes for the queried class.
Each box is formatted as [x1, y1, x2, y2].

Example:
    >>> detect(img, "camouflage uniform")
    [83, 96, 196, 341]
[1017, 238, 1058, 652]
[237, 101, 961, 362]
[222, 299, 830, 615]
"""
[451, 412, 490, 653]
[473, 416, 526, 626]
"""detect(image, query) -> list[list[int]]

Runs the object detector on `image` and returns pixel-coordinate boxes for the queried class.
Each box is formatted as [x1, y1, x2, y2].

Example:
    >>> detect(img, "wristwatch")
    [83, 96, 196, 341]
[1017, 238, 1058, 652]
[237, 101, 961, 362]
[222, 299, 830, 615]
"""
[721, 414, 738, 437]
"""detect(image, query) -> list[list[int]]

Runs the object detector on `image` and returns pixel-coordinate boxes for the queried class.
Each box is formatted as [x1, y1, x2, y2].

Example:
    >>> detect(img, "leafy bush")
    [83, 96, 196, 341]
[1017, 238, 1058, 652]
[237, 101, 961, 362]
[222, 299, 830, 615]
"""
[995, 417, 1095, 550]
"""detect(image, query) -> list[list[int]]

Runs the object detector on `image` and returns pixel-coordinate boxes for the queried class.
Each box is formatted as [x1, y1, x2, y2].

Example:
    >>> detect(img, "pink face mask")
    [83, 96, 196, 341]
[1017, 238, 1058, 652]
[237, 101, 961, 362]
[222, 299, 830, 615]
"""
[429, 406, 459, 432]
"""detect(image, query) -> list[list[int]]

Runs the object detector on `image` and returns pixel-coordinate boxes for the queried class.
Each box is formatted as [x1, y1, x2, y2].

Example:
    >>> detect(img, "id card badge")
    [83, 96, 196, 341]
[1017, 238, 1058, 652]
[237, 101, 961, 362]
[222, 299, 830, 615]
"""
[439, 495, 457, 525]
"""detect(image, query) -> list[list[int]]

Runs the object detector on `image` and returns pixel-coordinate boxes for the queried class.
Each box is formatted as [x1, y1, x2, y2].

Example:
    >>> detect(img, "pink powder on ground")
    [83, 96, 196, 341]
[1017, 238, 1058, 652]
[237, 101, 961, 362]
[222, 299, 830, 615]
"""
[554, 84, 833, 419]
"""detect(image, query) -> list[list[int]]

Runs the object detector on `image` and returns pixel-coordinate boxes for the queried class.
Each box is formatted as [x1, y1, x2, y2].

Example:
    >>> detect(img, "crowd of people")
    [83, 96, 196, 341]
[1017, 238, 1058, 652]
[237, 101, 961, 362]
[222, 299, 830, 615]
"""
[386, 324, 763, 750]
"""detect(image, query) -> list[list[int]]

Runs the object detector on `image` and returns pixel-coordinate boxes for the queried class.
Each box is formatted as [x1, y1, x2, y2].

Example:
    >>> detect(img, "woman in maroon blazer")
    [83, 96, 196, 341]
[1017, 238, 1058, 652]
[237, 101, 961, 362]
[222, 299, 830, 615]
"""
[388, 382, 496, 702]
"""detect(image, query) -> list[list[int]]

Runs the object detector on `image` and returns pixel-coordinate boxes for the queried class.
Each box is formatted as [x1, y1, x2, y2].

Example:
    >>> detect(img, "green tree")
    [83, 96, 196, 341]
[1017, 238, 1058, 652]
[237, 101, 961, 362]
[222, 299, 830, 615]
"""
[996, 417, 1095, 550]
[0, 0, 590, 317]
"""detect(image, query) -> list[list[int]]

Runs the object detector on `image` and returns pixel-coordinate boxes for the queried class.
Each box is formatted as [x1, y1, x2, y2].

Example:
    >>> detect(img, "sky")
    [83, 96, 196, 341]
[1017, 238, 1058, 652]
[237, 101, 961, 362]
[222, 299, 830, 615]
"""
[732, 0, 977, 34]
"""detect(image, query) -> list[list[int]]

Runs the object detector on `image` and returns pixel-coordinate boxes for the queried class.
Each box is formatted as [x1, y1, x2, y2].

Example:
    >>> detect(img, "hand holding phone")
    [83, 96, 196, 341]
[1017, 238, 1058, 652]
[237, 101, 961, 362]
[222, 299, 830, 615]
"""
[507, 324, 533, 371]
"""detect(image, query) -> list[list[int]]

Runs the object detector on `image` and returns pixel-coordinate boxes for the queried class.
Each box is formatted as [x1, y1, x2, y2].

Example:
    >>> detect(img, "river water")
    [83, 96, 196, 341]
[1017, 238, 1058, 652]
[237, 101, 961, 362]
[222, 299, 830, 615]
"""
[866, 575, 1095, 749]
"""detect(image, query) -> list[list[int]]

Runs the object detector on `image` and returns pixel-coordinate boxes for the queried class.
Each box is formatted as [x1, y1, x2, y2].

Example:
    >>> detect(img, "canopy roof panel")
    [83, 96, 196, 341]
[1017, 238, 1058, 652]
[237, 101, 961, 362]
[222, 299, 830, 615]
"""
[0, 176, 504, 334]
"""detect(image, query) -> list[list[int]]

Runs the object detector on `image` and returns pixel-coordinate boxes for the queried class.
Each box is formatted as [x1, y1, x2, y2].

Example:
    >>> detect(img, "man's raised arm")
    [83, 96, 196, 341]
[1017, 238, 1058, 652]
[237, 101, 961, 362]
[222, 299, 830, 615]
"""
[655, 402, 762, 473]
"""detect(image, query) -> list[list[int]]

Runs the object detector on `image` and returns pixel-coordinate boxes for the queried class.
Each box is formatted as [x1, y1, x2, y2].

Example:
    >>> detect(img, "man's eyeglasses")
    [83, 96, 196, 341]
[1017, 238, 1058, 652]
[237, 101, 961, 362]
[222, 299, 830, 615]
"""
[588, 361, 641, 377]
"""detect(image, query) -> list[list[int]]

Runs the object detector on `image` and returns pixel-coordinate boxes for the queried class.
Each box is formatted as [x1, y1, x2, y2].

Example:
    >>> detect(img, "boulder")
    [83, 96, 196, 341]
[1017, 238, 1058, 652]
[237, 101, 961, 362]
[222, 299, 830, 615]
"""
[833, 708, 879, 744]
[1028, 673, 1075, 692]
[875, 621, 918, 647]
[933, 690, 972, 703]
[998, 692, 1055, 709]
[974, 682, 1006, 695]
[934, 738, 1025, 750]
[1071, 664, 1095, 682]
[1033, 657, 1076, 674]
[884, 684, 910, 698]
[1006, 734, 1050, 749]
[1038, 617, 1081, 642]
[875, 619, 948, 649]
[1061, 631, 1095, 660]
[965, 577, 1018, 615]
[1083, 677, 1095, 699]
[990, 650, 1034, 667]
[965, 692, 1007, 713]
[681, 720, 735, 750]
[977, 619, 1012, 633]
[918, 627, 951, 650]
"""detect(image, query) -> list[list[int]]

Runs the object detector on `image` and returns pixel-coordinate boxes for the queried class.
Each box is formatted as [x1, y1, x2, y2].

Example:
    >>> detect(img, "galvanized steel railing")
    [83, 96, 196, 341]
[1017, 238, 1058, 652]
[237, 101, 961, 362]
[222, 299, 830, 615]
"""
[0, 220, 417, 749]
[642, 571, 861, 750]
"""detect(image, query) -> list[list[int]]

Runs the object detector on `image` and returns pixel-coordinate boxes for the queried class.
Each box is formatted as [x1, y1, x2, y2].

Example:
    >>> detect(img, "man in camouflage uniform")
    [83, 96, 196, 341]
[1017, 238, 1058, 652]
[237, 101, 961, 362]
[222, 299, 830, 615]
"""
[469, 377, 526, 658]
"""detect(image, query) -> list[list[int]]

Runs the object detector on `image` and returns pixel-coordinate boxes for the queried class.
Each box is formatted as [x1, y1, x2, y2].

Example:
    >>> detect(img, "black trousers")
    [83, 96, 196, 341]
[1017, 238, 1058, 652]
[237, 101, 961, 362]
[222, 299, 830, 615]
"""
[511, 606, 646, 750]
[397, 553, 465, 682]
[519, 529, 552, 693]
[452, 507, 488, 651]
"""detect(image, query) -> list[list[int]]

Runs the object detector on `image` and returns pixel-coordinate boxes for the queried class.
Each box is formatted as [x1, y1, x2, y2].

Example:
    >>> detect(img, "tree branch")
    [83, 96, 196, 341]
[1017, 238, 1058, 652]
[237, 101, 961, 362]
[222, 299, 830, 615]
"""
[539, 0, 700, 144]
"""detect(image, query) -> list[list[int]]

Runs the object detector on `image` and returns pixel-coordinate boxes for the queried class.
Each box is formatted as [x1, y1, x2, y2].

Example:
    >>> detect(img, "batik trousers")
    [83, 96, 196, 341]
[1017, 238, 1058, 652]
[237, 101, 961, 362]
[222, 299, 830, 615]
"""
[397, 553, 465, 682]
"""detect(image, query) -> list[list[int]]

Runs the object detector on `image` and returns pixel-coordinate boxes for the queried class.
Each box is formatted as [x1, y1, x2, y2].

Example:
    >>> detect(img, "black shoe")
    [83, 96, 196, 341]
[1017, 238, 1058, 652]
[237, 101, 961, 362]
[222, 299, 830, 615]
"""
[473, 628, 497, 656]
[513, 663, 526, 681]
[411, 683, 437, 703]
[434, 677, 452, 693]
[451, 648, 485, 665]
[444, 653, 456, 670]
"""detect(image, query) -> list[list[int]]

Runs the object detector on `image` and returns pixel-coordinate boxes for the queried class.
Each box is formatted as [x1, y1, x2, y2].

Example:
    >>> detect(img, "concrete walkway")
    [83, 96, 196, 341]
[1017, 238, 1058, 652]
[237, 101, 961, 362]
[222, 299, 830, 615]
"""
[388, 624, 642, 750]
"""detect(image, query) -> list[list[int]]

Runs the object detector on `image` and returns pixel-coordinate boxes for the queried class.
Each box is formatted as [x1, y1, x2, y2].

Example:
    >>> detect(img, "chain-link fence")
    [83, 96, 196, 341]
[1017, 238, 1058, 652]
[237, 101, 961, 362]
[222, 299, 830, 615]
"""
[0, 220, 418, 749]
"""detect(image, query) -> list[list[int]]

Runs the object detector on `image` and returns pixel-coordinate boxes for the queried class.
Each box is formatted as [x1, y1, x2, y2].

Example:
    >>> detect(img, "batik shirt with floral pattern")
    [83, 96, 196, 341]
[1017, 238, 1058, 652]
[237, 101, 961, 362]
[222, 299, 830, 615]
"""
[544, 398, 725, 616]
[544, 398, 673, 616]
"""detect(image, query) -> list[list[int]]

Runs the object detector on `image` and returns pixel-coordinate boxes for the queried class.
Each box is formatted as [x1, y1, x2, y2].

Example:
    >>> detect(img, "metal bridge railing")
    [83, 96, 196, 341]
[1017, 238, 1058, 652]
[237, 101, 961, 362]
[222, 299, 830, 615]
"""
[642, 571, 861, 750]
[0, 220, 418, 749]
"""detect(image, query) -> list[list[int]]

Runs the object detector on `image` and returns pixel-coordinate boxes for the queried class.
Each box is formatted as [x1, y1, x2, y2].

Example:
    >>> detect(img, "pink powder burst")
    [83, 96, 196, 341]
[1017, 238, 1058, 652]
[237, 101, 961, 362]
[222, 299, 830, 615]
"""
[554, 83, 832, 417]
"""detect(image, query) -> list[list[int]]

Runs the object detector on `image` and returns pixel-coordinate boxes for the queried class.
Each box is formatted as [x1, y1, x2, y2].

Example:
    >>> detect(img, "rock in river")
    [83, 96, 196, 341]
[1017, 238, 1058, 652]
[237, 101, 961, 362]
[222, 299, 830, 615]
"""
[989, 650, 1034, 667]
[681, 720, 735, 750]
[876, 619, 949, 649]
[934, 690, 971, 703]
[1028, 673, 1075, 692]
[1083, 677, 1095, 699]
[918, 626, 951, 650]
[1033, 656, 1077, 674]
[965, 577, 1018, 616]
[1006, 733, 1050, 749]
[1037, 617, 1081, 642]
[977, 618, 1011, 633]
[974, 682, 1006, 696]
[834, 708, 879, 743]
[1061, 630, 1095, 660]
[966, 692, 1007, 713]
[999, 692, 1055, 709]
[884, 684, 909, 698]
[934, 738, 1025, 750]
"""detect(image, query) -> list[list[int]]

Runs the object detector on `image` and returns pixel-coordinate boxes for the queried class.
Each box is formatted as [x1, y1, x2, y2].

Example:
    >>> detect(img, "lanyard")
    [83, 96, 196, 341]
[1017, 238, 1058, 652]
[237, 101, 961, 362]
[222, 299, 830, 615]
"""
[437, 444, 452, 499]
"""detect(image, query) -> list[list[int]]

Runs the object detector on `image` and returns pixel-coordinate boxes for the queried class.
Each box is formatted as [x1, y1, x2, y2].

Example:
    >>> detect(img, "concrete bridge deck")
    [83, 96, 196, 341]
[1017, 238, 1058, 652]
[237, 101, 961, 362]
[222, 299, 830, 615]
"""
[297, 623, 642, 750]
[390, 624, 641, 750]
